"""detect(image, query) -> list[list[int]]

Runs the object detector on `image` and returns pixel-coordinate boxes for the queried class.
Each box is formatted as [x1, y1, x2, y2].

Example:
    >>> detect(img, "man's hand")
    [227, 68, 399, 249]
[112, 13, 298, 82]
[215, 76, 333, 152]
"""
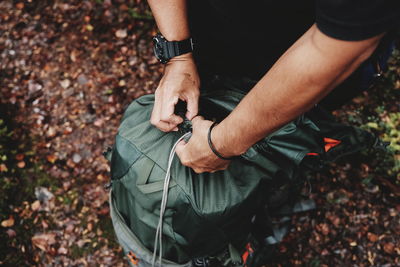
[151, 53, 200, 132]
[176, 116, 230, 173]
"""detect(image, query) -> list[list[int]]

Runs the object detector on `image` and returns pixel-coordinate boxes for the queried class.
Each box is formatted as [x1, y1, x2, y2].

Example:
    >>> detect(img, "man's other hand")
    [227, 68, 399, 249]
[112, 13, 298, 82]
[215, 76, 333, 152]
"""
[176, 116, 230, 173]
[151, 53, 200, 132]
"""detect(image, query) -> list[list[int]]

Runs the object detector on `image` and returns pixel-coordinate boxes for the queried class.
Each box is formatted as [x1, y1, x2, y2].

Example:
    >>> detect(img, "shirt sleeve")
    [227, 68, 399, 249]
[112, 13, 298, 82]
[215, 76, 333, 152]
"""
[316, 0, 400, 41]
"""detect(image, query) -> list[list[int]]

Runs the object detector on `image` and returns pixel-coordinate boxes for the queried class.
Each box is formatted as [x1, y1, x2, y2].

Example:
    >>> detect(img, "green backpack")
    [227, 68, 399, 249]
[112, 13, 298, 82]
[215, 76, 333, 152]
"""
[106, 85, 382, 267]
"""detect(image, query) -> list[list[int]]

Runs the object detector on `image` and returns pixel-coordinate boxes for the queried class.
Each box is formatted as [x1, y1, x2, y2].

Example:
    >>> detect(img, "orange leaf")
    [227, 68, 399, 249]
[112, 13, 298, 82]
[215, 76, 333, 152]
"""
[17, 161, 25, 168]
[1, 216, 15, 227]
[15, 154, 24, 161]
[0, 164, 8, 172]
[46, 155, 57, 164]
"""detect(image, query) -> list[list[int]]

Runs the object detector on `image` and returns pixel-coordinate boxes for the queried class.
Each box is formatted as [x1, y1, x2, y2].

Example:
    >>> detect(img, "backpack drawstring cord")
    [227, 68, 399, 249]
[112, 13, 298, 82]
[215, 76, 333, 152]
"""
[152, 132, 192, 267]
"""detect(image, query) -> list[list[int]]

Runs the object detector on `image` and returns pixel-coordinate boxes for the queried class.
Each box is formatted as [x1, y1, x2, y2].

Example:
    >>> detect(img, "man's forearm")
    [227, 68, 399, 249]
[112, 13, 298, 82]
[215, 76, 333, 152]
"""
[213, 24, 383, 156]
[147, 0, 189, 41]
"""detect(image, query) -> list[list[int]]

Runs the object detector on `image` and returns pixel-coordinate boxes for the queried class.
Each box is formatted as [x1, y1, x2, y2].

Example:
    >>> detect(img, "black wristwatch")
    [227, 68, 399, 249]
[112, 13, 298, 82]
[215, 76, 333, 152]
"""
[152, 33, 194, 64]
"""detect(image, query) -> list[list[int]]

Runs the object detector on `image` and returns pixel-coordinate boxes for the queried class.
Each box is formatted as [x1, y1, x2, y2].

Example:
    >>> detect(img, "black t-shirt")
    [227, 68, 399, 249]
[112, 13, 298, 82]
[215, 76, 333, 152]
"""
[188, 0, 400, 80]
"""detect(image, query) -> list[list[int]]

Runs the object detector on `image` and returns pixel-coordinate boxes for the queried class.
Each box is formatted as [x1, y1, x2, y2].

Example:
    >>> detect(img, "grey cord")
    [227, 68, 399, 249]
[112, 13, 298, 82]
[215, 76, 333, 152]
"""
[152, 132, 191, 267]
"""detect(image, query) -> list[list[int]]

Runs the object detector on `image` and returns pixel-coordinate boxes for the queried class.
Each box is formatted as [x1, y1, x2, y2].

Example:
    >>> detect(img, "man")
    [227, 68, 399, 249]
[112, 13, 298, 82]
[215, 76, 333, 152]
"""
[147, 0, 399, 173]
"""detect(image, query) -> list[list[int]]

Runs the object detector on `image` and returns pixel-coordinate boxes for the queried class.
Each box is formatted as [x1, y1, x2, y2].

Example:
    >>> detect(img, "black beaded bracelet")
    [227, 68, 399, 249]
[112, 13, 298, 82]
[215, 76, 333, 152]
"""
[207, 122, 236, 161]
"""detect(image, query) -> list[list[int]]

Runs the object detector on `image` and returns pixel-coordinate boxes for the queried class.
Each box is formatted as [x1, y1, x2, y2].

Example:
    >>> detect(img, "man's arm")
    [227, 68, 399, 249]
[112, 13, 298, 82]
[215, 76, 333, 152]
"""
[176, 24, 383, 173]
[148, 0, 200, 132]
[147, 0, 189, 41]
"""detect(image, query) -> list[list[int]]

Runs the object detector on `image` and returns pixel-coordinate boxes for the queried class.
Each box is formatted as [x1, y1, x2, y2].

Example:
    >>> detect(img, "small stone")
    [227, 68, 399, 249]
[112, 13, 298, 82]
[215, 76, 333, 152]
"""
[72, 153, 82, 163]
[35, 187, 54, 203]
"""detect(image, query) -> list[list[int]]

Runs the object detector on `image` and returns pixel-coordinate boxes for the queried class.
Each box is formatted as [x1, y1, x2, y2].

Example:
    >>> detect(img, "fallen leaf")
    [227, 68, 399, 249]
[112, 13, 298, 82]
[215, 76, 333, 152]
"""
[31, 200, 41, 211]
[46, 154, 57, 164]
[118, 80, 126, 86]
[115, 29, 127, 38]
[31, 233, 56, 251]
[17, 161, 25, 168]
[15, 153, 24, 161]
[46, 127, 56, 138]
[86, 24, 94, 31]
[383, 242, 394, 254]
[350, 241, 357, 247]
[0, 164, 8, 172]
[16, 2, 24, 9]
[6, 229, 16, 238]
[320, 223, 329, 236]
[65, 224, 74, 234]
[367, 232, 378, 242]
[1, 216, 15, 227]
[60, 79, 71, 89]
[70, 51, 78, 62]
[57, 247, 68, 255]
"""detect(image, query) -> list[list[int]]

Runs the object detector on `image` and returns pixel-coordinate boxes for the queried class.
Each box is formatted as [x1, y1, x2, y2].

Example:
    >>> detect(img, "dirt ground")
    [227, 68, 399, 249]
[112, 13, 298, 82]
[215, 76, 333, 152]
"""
[1, 1, 399, 266]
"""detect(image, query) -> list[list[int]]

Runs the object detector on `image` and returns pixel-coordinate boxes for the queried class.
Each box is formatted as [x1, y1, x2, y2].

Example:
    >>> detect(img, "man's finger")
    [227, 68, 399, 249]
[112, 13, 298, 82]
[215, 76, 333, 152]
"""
[166, 114, 184, 125]
[154, 121, 177, 132]
[160, 96, 178, 121]
[150, 89, 163, 126]
[193, 168, 206, 174]
[185, 94, 199, 120]
[160, 97, 184, 126]
[190, 115, 205, 131]
[175, 140, 187, 160]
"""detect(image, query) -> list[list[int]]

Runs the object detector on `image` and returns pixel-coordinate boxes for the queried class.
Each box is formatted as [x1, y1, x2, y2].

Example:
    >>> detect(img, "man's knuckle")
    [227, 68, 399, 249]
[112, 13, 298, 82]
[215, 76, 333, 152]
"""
[150, 118, 157, 125]
[194, 168, 202, 174]
[181, 158, 190, 166]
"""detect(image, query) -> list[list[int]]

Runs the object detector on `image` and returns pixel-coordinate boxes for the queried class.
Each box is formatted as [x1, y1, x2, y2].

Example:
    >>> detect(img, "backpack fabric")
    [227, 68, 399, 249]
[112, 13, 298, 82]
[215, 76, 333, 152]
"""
[107, 80, 382, 267]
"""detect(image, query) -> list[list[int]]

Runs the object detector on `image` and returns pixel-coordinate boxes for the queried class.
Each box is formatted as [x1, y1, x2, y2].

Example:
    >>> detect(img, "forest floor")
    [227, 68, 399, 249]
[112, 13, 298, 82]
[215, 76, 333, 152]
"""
[1, 1, 399, 266]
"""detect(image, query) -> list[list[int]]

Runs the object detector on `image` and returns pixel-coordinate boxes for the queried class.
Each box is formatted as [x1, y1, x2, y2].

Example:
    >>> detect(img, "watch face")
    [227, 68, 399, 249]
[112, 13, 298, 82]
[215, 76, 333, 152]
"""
[152, 34, 167, 64]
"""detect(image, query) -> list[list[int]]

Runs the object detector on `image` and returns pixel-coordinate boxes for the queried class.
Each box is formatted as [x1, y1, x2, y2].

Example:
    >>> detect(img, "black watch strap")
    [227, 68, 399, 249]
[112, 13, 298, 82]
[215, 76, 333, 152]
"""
[164, 38, 193, 59]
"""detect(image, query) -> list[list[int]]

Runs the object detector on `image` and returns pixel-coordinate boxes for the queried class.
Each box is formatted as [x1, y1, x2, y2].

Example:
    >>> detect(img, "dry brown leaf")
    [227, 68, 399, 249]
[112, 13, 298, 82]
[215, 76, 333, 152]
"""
[16, 2, 24, 9]
[15, 153, 24, 161]
[31, 200, 41, 211]
[115, 29, 127, 38]
[367, 232, 379, 243]
[46, 155, 57, 164]
[1, 216, 15, 227]
[350, 241, 357, 247]
[17, 161, 25, 168]
[57, 247, 68, 255]
[6, 229, 16, 238]
[31, 233, 56, 251]
[383, 242, 395, 254]
[0, 164, 8, 172]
